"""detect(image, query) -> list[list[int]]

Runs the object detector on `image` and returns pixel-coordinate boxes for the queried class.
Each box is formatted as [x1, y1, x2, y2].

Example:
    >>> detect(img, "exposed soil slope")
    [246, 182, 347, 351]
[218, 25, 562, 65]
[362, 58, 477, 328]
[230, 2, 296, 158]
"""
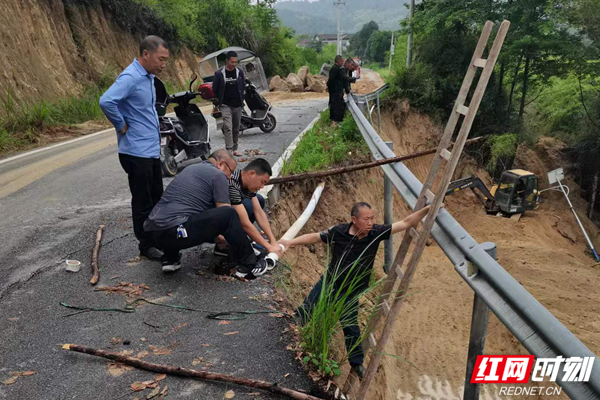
[0, 0, 198, 104]
[271, 105, 600, 400]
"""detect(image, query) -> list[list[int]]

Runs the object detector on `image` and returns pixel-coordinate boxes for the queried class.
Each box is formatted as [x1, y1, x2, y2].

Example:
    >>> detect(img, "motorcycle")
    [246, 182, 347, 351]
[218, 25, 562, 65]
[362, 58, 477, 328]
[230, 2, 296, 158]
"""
[155, 74, 211, 177]
[198, 79, 276, 134]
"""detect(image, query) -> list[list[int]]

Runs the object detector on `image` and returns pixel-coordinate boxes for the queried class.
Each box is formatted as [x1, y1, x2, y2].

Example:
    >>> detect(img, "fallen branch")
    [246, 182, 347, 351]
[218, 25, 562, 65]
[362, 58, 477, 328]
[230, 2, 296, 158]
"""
[90, 225, 106, 285]
[267, 136, 483, 185]
[62, 344, 323, 400]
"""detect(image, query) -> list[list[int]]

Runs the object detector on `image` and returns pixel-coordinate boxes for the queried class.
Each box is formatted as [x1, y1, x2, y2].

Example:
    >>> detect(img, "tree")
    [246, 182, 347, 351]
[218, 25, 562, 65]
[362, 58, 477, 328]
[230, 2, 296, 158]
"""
[365, 31, 393, 63]
[500, 0, 580, 124]
[348, 21, 379, 58]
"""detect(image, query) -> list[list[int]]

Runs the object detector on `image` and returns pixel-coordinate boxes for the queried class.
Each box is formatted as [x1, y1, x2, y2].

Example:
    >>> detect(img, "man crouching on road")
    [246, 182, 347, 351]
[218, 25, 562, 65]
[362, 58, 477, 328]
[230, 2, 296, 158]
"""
[278, 202, 440, 378]
[214, 158, 284, 274]
[143, 149, 269, 278]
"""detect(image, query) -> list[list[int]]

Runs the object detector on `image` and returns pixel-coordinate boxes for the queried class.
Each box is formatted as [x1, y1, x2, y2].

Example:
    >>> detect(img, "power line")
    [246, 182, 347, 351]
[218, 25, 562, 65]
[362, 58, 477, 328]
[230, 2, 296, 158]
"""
[343, 3, 360, 20]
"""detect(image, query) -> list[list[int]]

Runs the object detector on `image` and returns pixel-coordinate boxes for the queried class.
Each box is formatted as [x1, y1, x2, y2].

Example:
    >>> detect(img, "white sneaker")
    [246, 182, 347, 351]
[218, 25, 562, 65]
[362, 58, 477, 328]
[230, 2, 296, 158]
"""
[234, 259, 268, 280]
[161, 259, 181, 272]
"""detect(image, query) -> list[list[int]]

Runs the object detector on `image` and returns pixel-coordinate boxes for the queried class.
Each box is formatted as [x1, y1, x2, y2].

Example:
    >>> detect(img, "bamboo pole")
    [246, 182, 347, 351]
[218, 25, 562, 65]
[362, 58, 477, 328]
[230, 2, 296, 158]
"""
[266, 137, 483, 186]
[62, 344, 323, 400]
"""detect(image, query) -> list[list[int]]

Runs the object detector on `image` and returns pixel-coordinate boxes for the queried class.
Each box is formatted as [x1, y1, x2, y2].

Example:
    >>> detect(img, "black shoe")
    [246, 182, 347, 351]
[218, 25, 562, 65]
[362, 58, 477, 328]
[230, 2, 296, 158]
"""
[161, 254, 182, 272]
[352, 364, 365, 379]
[213, 244, 229, 257]
[140, 247, 163, 260]
[234, 259, 268, 280]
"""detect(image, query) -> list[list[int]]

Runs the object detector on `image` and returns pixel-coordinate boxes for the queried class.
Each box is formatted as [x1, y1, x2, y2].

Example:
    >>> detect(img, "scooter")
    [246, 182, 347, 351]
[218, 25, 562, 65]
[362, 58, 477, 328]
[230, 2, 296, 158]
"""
[155, 74, 211, 177]
[198, 79, 276, 134]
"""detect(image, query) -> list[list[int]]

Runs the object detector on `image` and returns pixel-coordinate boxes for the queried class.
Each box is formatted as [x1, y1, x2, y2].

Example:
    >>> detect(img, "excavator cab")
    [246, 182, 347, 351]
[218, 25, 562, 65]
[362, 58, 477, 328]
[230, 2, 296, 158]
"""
[446, 169, 539, 216]
[492, 170, 539, 214]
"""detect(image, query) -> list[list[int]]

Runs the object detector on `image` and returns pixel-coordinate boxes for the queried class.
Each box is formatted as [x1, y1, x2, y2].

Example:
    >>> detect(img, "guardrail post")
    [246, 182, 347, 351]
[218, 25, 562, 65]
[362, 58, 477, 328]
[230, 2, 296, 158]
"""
[464, 242, 495, 400]
[383, 141, 394, 273]
[376, 92, 382, 134]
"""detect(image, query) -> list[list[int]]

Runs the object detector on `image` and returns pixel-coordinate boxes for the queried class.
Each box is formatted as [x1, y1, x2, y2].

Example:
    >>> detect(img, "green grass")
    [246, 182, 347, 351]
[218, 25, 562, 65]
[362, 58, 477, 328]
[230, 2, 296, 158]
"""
[298, 247, 384, 377]
[281, 109, 367, 175]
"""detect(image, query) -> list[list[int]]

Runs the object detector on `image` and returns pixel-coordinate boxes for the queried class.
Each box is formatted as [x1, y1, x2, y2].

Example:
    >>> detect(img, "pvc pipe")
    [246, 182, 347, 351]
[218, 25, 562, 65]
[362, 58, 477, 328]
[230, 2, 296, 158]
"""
[281, 182, 326, 241]
[557, 178, 600, 261]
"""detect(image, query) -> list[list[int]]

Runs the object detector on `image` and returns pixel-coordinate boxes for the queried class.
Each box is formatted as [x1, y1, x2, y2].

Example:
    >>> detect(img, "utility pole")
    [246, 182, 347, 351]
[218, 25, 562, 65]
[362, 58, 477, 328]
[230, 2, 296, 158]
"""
[334, 0, 345, 56]
[389, 31, 395, 70]
[406, 0, 415, 69]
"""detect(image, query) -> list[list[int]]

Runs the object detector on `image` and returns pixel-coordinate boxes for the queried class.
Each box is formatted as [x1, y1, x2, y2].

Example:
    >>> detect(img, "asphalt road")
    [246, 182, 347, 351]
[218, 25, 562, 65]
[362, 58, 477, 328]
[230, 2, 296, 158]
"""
[0, 97, 327, 400]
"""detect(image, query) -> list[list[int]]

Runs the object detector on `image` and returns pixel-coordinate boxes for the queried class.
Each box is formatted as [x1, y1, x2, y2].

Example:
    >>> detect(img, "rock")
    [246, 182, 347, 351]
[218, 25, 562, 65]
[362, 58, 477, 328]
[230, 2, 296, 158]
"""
[307, 74, 327, 93]
[286, 73, 304, 92]
[297, 66, 309, 86]
[269, 75, 290, 92]
[305, 73, 315, 90]
[319, 63, 331, 77]
[556, 220, 578, 243]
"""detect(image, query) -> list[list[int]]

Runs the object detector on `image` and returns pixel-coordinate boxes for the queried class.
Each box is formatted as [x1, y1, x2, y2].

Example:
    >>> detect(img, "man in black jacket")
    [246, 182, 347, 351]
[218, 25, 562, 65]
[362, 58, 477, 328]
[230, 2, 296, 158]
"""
[327, 55, 356, 126]
[212, 51, 245, 156]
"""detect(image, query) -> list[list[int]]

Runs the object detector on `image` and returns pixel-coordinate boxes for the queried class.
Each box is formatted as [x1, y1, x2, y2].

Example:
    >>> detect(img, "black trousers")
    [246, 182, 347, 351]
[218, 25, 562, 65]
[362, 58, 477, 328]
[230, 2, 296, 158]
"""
[149, 207, 257, 272]
[296, 275, 364, 366]
[119, 154, 163, 251]
[329, 92, 346, 122]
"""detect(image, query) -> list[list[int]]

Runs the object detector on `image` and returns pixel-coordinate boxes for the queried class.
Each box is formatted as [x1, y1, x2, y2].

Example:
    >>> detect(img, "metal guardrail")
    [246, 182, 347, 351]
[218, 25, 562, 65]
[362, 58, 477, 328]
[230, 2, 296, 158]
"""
[347, 89, 600, 400]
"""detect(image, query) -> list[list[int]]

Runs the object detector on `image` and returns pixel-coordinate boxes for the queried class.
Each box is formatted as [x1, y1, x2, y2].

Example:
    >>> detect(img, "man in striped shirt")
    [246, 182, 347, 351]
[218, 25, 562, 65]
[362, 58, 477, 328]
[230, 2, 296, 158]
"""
[215, 158, 283, 273]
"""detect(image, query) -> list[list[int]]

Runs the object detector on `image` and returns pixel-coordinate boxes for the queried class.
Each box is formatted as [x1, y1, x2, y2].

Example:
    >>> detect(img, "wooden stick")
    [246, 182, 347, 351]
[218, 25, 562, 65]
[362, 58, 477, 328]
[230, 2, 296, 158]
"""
[62, 344, 323, 400]
[90, 225, 106, 285]
[266, 137, 483, 185]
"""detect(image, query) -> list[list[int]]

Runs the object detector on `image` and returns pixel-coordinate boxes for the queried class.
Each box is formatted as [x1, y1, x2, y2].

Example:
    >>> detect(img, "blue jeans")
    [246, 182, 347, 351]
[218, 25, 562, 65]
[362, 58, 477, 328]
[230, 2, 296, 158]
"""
[242, 194, 265, 224]
[296, 275, 364, 366]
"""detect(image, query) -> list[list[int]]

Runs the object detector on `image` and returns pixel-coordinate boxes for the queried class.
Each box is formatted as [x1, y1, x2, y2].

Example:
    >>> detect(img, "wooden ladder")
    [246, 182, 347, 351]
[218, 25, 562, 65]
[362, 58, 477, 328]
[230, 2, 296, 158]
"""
[343, 20, 511, 400]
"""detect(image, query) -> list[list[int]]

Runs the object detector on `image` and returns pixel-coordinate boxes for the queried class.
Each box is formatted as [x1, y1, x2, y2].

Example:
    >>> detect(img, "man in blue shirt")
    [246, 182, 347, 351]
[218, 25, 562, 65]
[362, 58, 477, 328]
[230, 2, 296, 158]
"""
[99, 35, 169, 260]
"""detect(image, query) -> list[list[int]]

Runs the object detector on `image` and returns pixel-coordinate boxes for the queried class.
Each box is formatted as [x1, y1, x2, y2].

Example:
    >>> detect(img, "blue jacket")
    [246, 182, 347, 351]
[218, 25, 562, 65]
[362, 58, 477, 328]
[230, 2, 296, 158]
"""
[212, 66, 245, 107]
[99, 59, 160, 158]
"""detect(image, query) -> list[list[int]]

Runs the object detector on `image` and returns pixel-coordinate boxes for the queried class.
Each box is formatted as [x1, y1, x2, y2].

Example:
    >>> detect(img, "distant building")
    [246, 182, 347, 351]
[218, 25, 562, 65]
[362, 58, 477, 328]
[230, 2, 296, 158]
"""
[297, 38, 312, 48]
[313, 34, 351, 51]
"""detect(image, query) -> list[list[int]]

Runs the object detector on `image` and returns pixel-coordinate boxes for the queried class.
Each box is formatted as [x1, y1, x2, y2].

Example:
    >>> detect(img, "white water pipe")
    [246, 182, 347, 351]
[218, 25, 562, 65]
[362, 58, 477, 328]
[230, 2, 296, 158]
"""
[263, 182, 326, 268]
[556, 177, 600, 262]
[281, 182, 326, 241]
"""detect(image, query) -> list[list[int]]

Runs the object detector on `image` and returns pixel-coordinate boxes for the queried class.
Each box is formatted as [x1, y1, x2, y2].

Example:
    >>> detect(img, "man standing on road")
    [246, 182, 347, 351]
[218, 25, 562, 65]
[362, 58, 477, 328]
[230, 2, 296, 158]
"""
[327, 55, 356, 126]
[212, 51, 245, 157]
[99, 35, 168, 260]
[143, 149, 269, 278]
[278, 202, 437, 378]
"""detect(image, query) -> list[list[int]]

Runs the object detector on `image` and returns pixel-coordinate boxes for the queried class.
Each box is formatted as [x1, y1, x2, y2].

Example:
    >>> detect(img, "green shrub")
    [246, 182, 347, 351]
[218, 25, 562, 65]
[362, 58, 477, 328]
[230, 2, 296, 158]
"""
[486, 133, 517, 174]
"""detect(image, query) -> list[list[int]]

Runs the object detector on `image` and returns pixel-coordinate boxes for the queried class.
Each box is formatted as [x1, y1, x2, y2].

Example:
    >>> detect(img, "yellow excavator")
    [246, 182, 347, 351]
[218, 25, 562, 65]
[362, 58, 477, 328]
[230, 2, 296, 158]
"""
[445, 169, 540, 216]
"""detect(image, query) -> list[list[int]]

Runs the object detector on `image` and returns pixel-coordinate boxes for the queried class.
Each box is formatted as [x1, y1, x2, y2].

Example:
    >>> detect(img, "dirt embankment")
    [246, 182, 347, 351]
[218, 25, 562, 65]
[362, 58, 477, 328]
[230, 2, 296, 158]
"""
[271, 105, 600, 399]
[0, 0, 198, 105]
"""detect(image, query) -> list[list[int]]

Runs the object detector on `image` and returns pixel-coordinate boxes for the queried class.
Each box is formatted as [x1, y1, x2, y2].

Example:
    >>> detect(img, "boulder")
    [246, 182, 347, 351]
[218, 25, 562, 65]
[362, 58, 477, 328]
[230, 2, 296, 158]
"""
[307, 74, 327, 93]
[305, 73, 315, 90]
[286, 73, 305, 92]
[297, 66, 309, 86]
[269, 75, 290, 92]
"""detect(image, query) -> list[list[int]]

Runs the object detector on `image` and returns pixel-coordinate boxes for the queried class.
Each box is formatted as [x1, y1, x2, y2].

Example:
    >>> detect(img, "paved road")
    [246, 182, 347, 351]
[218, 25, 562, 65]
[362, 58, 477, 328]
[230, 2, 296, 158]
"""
[0, 97, 327, 400]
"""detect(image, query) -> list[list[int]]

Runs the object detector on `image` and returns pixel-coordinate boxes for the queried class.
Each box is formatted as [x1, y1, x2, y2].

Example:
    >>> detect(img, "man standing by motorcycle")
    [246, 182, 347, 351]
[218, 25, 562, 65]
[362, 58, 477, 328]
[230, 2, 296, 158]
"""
[212, 51, 245, 157]
[99, 35, 168, 261]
